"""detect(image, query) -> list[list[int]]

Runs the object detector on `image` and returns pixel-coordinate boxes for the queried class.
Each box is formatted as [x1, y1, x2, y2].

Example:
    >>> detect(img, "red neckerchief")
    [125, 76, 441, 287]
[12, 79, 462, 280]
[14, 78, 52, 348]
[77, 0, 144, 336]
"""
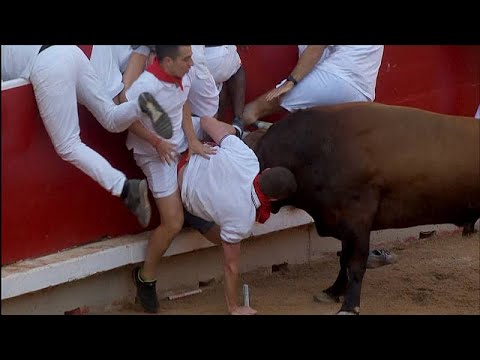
[77, 45, 92, 59]
[253, 174, 271, 224]
[146, 56, 183, 90]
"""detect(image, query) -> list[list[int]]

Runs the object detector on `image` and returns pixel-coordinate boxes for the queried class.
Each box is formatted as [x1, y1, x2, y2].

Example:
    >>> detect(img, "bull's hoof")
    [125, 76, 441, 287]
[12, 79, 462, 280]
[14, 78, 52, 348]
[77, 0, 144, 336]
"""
[313, 292, 343, 303]
[336, 307, 360, 315]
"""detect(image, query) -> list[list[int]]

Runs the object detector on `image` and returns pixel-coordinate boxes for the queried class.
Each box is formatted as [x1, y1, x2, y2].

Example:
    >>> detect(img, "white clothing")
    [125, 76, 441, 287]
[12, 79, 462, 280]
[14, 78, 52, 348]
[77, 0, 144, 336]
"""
[2, 45, 147, 196]
[90, 45, 154, 101]
[126, 69, 196, 198]
[189, 45, 219, 117]
[475, 104, 480, 119]
[181, 135, 260, 243]
[126, 71, 192, 156]
[134, 117, 204, 198]
[280, 45, 384, 111]
[1, 45, 41, 81]
[89, 45, 134, 100]
[204, 45, 242, 92]
[131, 45, 152, 57]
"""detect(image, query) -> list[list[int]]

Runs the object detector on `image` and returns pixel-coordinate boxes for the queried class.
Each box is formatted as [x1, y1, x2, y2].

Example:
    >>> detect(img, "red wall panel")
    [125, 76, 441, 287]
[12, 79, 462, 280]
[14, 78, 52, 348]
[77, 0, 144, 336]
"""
[2, 45, 479, 265]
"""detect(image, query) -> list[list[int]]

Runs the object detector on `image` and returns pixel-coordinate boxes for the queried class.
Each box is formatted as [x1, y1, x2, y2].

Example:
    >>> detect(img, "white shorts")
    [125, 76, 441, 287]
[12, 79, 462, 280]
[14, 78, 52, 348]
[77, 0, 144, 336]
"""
[134, 116, 205, 199]
[204, 46, 241, 90]
[280, 69, 369, 112]
[134, 152, 179, 199]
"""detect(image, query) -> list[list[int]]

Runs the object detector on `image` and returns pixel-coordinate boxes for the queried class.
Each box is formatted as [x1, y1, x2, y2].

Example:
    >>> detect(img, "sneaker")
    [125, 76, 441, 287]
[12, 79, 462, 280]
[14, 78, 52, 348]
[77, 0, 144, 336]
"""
[138, 92, 173, 139]
[366, 249, 397, 269]
[132, 266, 159, 313]
[232, 116, 244, 139]
[123, 179, 151, 228]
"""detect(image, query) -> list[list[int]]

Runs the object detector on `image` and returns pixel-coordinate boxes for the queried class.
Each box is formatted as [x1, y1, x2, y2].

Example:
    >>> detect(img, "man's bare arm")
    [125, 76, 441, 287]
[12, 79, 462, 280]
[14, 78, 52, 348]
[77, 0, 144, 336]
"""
[289, 45, 327, 82]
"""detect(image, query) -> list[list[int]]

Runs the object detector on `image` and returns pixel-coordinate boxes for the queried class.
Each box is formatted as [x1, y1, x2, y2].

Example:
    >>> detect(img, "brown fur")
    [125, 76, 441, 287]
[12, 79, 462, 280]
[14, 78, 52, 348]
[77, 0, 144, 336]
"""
[246, 102, 480, 314]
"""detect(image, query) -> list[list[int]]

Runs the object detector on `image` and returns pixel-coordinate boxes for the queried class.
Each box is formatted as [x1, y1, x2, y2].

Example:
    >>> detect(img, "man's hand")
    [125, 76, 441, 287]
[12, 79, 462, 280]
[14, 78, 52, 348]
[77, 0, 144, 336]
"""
[264, 80, 295, 102]
[230, 306, 257, 315]
[187, 139, 217, 161]
[154, 138, 177, 165]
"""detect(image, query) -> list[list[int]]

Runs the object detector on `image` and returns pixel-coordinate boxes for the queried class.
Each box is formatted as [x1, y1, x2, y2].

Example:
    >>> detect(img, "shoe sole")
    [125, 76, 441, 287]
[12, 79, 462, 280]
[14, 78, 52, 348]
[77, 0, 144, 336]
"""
[137, 180, 151, 228]
[254, 120, 273, 130]
[138, 93, 173, 139]
[232, 124, 243, 139]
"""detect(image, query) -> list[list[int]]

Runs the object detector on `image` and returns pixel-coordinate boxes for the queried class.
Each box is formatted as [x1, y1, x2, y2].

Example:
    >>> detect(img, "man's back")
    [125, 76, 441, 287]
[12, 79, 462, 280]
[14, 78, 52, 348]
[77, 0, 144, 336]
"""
[181, 135, 259, 243]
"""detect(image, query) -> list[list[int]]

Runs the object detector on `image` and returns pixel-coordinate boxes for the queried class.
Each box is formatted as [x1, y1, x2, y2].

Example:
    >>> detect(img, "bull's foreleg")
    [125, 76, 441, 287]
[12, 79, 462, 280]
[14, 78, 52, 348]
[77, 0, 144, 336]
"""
[462, 221, 478, 236]
[335, 188, 379, 315]
[322, 242, 348, 302]
[337, 232, 369, 315]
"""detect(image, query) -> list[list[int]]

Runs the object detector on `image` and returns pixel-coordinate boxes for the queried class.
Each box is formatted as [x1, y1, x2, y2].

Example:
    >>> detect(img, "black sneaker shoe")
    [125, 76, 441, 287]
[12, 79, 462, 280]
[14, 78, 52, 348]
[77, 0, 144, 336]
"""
[122, 179, 151, 228]
[138, 92, 173, 139]
[132, 266, 159, 313]
[232, 116, 244, 139]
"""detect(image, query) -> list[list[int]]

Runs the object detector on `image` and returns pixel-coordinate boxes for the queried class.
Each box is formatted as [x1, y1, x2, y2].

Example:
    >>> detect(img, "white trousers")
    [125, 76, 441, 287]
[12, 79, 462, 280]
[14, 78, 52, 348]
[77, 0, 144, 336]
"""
[30, 45, 143, 196]
[280, 69, 369, 112]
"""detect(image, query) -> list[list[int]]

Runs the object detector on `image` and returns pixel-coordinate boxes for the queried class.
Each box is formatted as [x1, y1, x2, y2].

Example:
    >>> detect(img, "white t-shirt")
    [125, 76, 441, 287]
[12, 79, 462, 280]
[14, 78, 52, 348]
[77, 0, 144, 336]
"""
[125, 70, 192, 156]
[1, 45, 42, 81]
[299, 45, 384, 101]
[191, 45, 212, 80]
[181, 135, 260, 244]
[89, 45, 134, 100]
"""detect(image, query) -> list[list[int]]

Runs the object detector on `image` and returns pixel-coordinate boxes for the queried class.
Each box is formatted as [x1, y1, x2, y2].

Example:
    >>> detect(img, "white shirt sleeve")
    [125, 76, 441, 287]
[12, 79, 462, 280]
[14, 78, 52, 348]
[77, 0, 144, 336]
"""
[131, 45, 153, 57]
[220, 223, 251, 244]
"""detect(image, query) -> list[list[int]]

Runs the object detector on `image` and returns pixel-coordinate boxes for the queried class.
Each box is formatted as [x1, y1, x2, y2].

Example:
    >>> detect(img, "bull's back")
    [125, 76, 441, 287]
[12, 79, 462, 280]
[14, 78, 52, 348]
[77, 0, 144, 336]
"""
[259, 102, 480, 229]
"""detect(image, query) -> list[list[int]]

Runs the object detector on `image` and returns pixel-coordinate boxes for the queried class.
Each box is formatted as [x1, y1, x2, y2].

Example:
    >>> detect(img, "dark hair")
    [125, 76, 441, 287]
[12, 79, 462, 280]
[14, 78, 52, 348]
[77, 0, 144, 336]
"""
[154, 45, 189, 61]
[259, 167, 297, 200]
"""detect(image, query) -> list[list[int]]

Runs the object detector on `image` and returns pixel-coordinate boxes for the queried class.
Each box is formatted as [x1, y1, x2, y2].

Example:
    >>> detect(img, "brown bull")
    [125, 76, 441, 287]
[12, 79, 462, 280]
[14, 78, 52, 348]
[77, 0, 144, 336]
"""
[245, 101, 479, 315]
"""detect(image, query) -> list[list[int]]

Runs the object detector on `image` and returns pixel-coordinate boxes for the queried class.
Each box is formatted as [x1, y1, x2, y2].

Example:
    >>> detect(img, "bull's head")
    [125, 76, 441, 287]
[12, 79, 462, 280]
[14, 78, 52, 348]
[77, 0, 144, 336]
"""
[243, 129, 268, 154]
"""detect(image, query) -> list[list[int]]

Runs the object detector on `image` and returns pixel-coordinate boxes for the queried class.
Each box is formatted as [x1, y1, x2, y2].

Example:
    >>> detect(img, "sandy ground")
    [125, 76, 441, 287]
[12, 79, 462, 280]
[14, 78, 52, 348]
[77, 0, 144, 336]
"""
[102, 231, 479, 315]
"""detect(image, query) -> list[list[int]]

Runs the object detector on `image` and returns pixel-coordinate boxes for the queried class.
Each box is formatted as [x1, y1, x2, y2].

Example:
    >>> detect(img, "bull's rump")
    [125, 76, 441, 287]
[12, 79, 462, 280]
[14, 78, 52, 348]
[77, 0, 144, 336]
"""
[260, 102, 480, 229]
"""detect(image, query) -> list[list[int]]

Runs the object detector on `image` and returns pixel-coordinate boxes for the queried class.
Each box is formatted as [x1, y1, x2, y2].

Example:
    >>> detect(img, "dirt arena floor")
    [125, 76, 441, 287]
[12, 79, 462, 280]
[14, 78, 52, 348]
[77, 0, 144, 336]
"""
[104, 231, 479, 315]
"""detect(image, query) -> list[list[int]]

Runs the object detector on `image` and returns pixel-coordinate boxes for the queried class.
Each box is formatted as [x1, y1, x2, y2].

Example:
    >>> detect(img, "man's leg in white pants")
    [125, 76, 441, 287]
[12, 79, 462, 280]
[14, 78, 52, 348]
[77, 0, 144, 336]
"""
[30, 49, 151, 227]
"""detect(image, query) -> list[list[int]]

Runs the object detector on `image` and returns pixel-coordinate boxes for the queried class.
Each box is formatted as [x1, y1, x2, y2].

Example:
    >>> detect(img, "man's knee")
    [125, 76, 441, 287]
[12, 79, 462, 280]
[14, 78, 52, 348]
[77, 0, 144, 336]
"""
[161, 212, 185, 235]
[55, 139, 82, 161]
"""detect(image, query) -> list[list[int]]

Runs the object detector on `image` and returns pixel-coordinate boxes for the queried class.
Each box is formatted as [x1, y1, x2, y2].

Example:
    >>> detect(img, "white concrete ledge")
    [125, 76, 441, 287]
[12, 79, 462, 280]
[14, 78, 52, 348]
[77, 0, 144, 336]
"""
[1, 207, 313, 300]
